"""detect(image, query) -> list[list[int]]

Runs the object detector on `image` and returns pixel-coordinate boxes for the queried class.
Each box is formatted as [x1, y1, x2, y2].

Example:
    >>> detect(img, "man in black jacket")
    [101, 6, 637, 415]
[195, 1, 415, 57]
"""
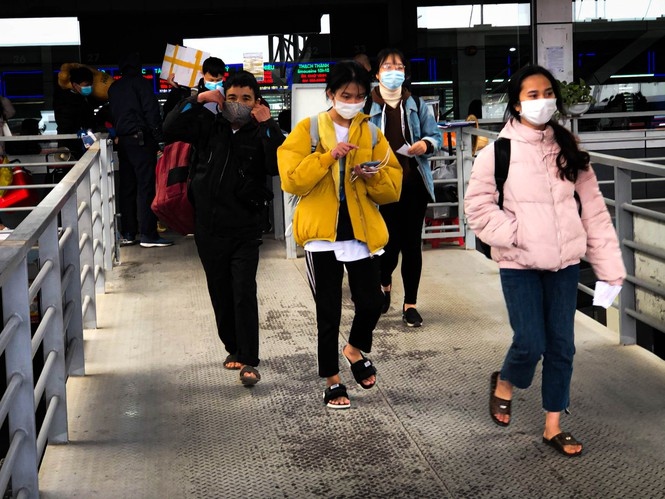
[163, 70, 284, 385]
[108, 52, 172, 247]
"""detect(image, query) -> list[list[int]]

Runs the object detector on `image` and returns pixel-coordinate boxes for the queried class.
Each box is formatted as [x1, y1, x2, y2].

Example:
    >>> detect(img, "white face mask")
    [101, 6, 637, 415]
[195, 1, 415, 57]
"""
[519, 98, 557, 126]
[333, 100, 365, 120]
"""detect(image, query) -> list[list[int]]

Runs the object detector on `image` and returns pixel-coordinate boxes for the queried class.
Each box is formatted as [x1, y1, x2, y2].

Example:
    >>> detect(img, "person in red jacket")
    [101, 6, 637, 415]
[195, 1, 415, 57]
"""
[465, 65, 626, 458]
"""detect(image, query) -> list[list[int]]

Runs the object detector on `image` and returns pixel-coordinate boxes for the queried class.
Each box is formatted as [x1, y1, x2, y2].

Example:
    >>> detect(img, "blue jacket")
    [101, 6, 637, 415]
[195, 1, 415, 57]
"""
[365, 92, 442, 201]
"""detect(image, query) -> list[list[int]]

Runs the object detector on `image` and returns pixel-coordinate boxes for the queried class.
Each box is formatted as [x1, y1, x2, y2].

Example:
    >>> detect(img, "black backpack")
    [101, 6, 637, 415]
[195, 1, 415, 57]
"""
[476, 138, 510, 259]
[476, 138, 580, 259]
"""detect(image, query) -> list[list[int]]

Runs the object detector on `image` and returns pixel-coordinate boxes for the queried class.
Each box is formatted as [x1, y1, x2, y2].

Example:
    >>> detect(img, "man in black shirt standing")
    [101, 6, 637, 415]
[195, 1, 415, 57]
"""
[108, 52, 172, 247]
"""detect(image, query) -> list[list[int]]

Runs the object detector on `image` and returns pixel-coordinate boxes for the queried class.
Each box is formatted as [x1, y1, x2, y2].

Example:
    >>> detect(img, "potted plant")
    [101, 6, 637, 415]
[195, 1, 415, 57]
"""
[557, 78, 595, 116]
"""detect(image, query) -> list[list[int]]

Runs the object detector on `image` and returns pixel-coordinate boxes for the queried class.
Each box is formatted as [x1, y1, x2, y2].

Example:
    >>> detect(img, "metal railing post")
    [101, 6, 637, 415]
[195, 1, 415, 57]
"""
[76, 175, 97, 329]
[98, 138, 115, 274]
[459, 129, 475, 250]
[614, 165, 637, 344]
[2, 261, 39, 498]
[38, 218, 69, 444]
[90, 155, 105, 294]
[60, 194, 85, 376]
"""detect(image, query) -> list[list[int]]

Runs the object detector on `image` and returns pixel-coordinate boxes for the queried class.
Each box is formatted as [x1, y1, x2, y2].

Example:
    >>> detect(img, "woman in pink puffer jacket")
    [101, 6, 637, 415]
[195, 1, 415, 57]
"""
[465, 65, 625, 458]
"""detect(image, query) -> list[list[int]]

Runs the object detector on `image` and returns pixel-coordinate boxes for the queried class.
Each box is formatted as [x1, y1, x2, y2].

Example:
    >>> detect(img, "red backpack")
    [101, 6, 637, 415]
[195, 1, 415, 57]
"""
[151, 141, 195, 235]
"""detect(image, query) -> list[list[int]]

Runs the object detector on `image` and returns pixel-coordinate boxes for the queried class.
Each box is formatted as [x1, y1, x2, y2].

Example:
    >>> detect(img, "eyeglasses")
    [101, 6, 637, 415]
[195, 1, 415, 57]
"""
[381, 63, 405, 71]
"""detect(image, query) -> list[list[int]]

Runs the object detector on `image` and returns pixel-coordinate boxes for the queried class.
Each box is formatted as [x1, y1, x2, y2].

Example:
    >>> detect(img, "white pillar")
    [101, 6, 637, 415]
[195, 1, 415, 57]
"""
[535, 0, 574, 82]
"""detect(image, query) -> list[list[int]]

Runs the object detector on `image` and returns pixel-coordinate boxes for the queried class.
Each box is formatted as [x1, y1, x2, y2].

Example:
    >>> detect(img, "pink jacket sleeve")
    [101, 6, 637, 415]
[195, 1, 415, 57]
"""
[575, 166, 626, 285]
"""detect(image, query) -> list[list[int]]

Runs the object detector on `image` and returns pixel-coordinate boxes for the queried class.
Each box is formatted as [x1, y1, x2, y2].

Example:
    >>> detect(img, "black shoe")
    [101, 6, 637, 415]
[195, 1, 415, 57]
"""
[402, 307, 422, 327]
[140, 236, 173, 248]
[381, 289, 391, 314]
[119, 233, 137, 246]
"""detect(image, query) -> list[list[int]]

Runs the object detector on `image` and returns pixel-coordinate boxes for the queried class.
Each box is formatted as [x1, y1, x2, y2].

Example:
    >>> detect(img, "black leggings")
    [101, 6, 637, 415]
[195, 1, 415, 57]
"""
[305, 250, 383, 378]
[379, 175, 429, 305]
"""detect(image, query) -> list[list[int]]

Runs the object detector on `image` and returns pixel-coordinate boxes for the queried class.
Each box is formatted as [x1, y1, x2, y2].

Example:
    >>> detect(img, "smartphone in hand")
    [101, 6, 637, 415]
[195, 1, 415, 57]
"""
[360, 160, 381, 172]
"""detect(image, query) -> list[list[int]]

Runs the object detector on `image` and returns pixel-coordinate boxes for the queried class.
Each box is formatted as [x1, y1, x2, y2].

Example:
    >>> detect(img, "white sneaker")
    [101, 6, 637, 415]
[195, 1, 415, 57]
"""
[139, 237, 173, 248]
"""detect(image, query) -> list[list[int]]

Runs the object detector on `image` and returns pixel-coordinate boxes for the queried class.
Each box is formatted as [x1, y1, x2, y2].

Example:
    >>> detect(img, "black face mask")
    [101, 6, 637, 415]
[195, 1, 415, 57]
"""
[221, 101, 253, 127]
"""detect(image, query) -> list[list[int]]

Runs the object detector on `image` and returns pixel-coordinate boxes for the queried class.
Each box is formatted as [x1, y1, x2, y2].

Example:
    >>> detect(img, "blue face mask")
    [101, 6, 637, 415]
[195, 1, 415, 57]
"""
[80, 86, 93, 97]
[380, 70, 405, 90]
[204, 81, 224, 93]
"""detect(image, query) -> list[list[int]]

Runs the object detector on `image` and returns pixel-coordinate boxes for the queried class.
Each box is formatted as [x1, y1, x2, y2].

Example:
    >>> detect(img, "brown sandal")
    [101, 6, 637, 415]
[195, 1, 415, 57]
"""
[223, 354, 241, 370]
[542, 432, 583, 457]
[489, 371, 511, 427]
[239, 365, 261, 386]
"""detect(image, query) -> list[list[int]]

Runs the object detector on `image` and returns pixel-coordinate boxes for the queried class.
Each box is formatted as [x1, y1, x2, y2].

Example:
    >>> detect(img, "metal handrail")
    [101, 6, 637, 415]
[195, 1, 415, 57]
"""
[0, 136, 116, 498]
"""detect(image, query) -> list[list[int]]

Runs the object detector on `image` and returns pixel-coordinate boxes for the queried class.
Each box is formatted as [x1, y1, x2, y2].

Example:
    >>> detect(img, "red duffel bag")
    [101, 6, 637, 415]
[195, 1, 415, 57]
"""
[151, 141, 195, 235]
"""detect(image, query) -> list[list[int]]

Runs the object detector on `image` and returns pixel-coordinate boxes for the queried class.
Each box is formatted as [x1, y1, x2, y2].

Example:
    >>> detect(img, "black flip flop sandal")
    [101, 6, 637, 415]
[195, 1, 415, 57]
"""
[489, 371, 511, 427]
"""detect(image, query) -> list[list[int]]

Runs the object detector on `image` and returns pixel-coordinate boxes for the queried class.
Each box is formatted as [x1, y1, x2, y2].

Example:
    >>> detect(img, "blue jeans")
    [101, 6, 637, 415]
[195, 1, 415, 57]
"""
[499, 264, 580, 412]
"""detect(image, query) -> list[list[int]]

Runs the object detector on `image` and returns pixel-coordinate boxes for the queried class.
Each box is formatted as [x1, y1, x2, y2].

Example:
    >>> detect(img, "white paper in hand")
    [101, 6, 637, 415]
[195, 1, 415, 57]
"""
[593, 281, 622, 309]
[396, 143, 415, 157]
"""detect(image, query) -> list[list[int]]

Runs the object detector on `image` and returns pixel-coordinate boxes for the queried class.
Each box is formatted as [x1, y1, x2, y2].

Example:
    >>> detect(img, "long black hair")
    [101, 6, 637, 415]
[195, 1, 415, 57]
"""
[505, 65, 589, 182]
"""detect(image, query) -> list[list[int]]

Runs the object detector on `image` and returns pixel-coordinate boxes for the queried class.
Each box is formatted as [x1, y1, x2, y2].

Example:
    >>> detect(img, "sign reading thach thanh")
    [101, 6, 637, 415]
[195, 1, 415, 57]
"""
[161, 44, 210, 88]
[243, 52, 264, 82]
[296, 62, 330, 83]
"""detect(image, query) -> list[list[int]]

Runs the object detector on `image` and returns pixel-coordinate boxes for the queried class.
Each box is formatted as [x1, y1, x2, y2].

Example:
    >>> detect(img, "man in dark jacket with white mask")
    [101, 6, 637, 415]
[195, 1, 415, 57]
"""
[108, 52, 172, 247]
[163, 70, 284, 386]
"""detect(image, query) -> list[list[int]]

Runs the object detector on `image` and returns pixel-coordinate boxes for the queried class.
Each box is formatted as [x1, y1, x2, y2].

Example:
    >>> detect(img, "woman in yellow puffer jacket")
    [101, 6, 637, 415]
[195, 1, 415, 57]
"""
[278, 60, 402, 410]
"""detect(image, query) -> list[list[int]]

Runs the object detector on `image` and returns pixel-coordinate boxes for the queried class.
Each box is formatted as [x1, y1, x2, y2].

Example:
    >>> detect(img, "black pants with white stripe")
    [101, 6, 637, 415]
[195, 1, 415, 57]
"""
[305, 250, 383, 378]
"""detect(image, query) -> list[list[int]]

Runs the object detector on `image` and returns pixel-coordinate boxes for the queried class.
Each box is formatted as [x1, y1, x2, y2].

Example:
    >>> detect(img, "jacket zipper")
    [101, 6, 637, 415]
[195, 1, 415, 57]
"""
[541, 141, 565, 266]
[214, 147, 231, 196]
[334, 158, 343, 240]
[351, 178, 370, 251]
